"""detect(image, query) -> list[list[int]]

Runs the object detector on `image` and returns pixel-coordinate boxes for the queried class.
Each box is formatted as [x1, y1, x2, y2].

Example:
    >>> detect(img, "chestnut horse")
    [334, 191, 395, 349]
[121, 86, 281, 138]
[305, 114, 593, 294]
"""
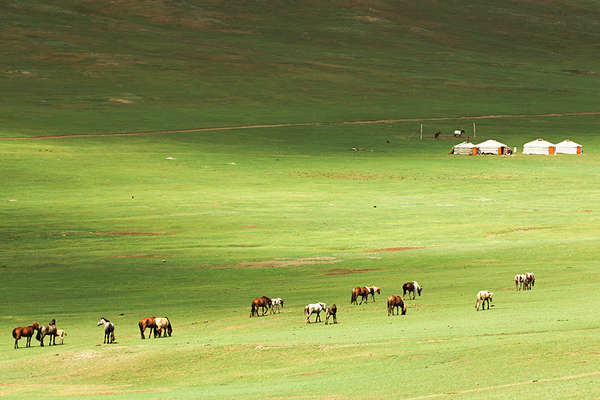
[325, 304, 337, 325]
[387, 295, 407, 316]
[12, 322, 39, 349]
[139, 317, 156, 339]
[350, 287, 370, 305]
[402, 281, 423, 300]
[250, 296, 272, 317]
[154, 317, 173, 337]
[523, 272, 535, 290]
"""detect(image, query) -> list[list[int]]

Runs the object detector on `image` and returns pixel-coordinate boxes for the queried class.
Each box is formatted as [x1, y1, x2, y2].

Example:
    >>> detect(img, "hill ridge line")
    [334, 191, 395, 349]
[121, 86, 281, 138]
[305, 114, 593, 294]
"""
[2, 111, 599, 141]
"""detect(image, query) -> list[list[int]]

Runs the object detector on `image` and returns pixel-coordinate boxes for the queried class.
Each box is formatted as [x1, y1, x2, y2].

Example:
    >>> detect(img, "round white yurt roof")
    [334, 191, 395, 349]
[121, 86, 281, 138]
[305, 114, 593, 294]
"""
[555, 139, 581, 147]
[476, 139, 507, 148]
[523, 138, 555, 147]
[454, 141, 475, 148]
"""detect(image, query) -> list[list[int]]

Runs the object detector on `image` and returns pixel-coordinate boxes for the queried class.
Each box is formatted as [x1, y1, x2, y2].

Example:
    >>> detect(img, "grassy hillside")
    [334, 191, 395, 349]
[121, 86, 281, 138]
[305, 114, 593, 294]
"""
[2, 1, 600, 399]
[2, 0, 600, 136]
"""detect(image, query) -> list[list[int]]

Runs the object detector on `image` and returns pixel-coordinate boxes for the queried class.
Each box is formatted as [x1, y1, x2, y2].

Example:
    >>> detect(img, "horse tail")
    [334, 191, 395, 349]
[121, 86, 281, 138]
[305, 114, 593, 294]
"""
[351, 289, 357, 304]
[12, 328, 18, 339]
[304, 306, 309, 317]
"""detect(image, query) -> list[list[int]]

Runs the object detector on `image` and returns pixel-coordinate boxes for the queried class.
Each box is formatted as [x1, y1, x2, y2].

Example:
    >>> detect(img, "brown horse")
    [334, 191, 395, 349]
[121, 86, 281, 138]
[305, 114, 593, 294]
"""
[139, 317, 156, 339]
[387, 295, 407, 316]
[36, 319, 57, 346]
[350, 287, 370, 305]
[402, 281, 423, 300]
[12, 322, 39, 349]
[250, 296, 272, 317]
[325, 304, 337, 325]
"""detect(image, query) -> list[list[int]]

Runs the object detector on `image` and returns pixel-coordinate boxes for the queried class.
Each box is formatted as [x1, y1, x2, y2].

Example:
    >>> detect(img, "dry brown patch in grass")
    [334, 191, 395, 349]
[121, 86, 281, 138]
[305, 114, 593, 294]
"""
[300, 370, 326, 376]
[488, 226, 553, 237]
[171, 257, 340, 270]
[108, 98, 133, 104]
[223, 323, 250, 331]
[363, 246, 432, 253]
[62, 388, 168, 397]
[578, 209, 593, 213]
[320, 268, 374, 276]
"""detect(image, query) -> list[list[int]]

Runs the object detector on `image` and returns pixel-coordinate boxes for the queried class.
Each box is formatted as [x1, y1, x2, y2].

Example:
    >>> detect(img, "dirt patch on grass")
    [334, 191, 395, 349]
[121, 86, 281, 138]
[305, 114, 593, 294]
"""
[300, 370, 326, 376]
[578, 209, 593, 213]
[320, 268, 375, 276]
[63, 388, 168, 397]
[108, 98, 133, 104]
[111, 254, 163, 258]
[95, 231, 168, 236]
[363, 246, 433, 253]
[170, 257, 341, 270]
[488, 226, 553, 237]
[223, 323, 250, 331]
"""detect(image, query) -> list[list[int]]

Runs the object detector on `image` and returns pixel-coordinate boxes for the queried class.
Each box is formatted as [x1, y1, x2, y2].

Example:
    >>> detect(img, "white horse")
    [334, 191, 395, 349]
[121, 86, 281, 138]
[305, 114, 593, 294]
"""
[304, 302, 326, 323]
[56, 329, 67, 344]
[514, 274, 526, 291]
[475, 290, 494, 311]
[365, 286, 381, 302]
[154, 317, 172, 337]
[271, 298, 284, 314]
[97, 317, 115, 344]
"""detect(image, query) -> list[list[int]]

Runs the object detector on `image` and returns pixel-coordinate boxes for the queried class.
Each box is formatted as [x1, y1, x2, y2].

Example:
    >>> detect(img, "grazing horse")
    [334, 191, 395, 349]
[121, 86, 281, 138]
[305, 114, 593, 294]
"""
[304, 302, 326, 323]
[325, 304, 337, 325]
[97, 317, 115, 344]
[475, 290, 494, 311]
[250, 296, 272, 317]
[402, 281, 423, 300]
[514, 274, 526, 291]
[12, 322, 39, 349]
[387, 295, 407, 316]
[271, 298, 284, 314]
[36, 319, 57, 347]
[524, 272, 535, 290]
[56, 329, 67, 344]
[139, 317, 156, 339]
[350, 286, 370, 305]
[154, 317, 173, 337]
[365, 286, 381, 302]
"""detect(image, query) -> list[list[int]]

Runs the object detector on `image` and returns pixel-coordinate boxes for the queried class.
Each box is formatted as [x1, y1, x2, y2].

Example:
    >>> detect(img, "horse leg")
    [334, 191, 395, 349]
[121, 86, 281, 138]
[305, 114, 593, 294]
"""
[40, 334, 44, 347]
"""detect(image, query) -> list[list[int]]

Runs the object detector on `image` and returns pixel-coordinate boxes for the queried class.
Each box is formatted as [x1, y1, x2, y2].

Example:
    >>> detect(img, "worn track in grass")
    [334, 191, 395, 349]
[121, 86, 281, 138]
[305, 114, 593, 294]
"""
[2, 111, 599, 141]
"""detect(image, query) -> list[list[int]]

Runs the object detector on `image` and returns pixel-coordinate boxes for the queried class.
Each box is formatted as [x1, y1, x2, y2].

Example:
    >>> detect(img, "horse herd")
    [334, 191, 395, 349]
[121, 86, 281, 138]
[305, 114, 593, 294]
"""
[12, 274, 535, 349]
[12, 316, 173, 349]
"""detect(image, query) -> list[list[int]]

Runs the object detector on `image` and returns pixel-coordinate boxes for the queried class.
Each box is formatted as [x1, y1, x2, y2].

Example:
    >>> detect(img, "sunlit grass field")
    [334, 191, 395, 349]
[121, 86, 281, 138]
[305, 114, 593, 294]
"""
[2, 115, 600, 398]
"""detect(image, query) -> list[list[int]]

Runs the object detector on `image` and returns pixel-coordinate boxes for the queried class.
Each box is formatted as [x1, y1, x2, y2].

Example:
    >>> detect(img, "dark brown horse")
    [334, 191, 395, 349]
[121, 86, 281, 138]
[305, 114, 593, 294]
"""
[387, 295, 407, 316]
[402, 281, 423, 300]
[12, 322, 39, 349]
[36, 319, 57, 346]
[350, 287, 370, 305]
[325, 304, 337, 325]
[139, 317, 156, 339]
[250, 296, 272, 317]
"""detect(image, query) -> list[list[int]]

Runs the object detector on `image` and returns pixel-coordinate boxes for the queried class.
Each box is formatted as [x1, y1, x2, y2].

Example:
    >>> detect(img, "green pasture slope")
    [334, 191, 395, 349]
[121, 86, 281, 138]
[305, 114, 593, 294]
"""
[2, 1, 600, 399]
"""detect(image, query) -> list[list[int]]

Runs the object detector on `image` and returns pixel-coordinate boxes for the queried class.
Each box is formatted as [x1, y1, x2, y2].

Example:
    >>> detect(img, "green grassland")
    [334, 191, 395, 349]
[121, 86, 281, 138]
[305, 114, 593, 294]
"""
[2, 0, 600, 399]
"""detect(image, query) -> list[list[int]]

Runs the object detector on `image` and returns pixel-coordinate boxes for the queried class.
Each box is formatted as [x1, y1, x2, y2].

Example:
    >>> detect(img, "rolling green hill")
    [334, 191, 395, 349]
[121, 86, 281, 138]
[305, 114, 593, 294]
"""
[2, 0, 600, 136]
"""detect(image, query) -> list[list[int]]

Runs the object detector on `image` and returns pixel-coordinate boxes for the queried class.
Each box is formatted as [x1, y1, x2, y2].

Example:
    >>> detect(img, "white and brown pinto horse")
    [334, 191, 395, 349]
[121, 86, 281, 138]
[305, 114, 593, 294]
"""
[304, 302, 326, 323]
[350, 287, 370, 305]
[154, 317, 173, 337]
[475, 290, 494, 311]
[97, 317, 115, 344]
[387, 295, 407, 316]
[36, 319, 57, 346]
[402, 281, 422, 300]
[514, 274, 526, 291]
[271, 298, 284, 314]
[365, 286, 381, 302]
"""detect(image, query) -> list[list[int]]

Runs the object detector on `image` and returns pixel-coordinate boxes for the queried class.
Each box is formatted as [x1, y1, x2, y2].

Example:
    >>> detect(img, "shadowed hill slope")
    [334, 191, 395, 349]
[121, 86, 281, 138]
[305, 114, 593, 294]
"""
[2, 0, 600, 136]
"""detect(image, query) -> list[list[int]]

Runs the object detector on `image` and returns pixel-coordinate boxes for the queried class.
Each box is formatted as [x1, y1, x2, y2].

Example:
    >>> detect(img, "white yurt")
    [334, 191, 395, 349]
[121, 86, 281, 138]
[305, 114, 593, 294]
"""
[522, 138, 556, 155]
[476, 139, 509, 155]
[555, 139, 582, 154]
[450, 141, 476, 155]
